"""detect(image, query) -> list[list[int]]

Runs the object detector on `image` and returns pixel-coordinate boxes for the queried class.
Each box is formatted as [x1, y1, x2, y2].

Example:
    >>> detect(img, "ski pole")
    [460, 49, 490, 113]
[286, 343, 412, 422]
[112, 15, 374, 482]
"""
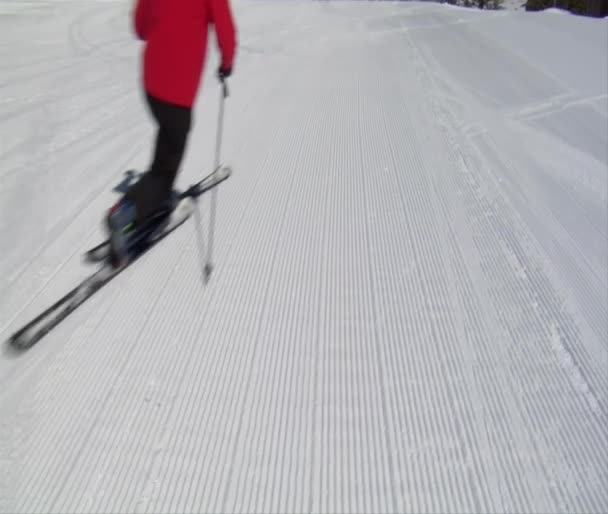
[203, 77, 229, 282]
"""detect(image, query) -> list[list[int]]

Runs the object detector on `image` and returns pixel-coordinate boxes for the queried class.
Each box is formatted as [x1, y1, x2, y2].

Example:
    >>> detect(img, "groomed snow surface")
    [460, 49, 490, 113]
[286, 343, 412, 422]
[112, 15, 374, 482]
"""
[1, 1, 607, 513]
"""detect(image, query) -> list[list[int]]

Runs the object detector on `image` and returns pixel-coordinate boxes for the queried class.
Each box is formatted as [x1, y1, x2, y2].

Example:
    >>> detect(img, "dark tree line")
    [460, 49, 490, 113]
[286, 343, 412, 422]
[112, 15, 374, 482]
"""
[441, 0, 504, 10]
[440, 0, 607, 14]
[525, 0, 608, 16]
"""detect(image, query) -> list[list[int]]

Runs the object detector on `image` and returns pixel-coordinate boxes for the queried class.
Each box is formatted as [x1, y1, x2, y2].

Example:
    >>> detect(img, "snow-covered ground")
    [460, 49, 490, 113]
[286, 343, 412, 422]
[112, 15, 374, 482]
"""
[1, 0, 607, 512]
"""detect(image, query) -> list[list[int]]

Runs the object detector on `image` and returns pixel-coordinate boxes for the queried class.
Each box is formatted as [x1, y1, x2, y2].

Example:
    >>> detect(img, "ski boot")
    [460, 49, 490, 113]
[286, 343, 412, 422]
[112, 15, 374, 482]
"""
[105, 197, 138, 269]
[105, 192, 179, 269]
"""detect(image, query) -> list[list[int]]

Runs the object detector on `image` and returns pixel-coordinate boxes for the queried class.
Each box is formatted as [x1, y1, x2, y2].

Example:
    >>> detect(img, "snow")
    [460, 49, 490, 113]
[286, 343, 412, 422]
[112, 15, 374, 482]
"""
[1, 0, 607, 512]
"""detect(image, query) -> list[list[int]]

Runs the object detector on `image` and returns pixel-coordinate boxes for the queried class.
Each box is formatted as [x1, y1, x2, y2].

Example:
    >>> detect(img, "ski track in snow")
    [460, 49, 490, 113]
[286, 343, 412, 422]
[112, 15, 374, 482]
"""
[1, 1, 607, 513]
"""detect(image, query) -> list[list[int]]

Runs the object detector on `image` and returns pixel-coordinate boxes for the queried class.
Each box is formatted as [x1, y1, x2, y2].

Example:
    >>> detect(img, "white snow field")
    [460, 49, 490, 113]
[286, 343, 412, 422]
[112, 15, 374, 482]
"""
[1, 0, 607, 512]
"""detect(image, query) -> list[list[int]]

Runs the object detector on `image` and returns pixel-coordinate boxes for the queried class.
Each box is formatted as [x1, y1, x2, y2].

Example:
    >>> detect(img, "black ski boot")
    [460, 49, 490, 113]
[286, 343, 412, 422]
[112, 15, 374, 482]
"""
[105, 197, 138, 268]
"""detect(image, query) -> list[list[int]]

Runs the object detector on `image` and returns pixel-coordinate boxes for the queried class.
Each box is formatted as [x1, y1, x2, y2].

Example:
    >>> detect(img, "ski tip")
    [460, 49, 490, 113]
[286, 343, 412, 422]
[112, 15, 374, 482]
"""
[83, 252, 102, 265]
[218, 164, 233, 180]
[5, 332, 31, 355]
[83, 240, 110, 264]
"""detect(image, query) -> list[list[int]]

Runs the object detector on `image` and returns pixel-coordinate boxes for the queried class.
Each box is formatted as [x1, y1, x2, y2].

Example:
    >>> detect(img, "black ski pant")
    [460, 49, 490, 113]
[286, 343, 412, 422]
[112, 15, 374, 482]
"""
[127, 92, 192, 223]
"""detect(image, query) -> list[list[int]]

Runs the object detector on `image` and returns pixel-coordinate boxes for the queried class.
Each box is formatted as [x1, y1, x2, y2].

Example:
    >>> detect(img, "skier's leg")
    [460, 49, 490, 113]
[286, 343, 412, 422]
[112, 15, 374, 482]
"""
[106, 93, 192, 267]
[148, 92, 192, 184]
[126, 94, 193, 222]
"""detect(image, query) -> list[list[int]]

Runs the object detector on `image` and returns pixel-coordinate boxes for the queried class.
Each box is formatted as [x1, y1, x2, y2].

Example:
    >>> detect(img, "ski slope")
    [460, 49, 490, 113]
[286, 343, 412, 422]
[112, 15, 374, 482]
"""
[1, 0, 607, 512]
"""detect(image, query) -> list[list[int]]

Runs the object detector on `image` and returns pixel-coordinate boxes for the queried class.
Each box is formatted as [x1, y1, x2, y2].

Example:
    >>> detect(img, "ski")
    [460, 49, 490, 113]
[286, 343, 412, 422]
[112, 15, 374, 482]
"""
[7, 164, 232, 350]
[9, 264, 121, 351]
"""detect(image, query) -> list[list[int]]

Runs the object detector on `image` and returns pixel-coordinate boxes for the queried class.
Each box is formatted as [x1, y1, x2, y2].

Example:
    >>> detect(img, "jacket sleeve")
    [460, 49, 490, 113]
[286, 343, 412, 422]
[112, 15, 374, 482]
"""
[210, 0, 237, 69]
[133, 0, 151, 40]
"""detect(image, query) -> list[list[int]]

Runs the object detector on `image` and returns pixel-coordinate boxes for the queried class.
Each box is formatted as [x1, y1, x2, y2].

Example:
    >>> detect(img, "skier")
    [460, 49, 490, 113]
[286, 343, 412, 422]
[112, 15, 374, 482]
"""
[105, 0, 237, 267]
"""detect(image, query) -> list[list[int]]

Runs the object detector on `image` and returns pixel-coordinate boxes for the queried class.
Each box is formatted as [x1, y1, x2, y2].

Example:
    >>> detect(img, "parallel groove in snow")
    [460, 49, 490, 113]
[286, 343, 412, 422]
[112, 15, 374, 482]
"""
[15, 238, 186, 513]
[50, 56, 292, 508]
[475, 135, 608, 350]
[51, 236, 194, 514]
[405, 31, 607, 513]
[378, 51, 484, 512]
[2, 2, 607, 514]
[128, 70, 310, 514]
[414, 84, 557, 511]
[211, 94, 314, 514]
[355, 76, 396, 514]
[219, 88, 327, 514]
[473, 129, 608, 351]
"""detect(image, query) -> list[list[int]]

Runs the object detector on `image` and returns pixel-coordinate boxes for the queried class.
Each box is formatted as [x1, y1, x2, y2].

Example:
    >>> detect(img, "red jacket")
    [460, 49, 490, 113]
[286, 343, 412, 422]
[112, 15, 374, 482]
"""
[134, 0, 237, 108]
